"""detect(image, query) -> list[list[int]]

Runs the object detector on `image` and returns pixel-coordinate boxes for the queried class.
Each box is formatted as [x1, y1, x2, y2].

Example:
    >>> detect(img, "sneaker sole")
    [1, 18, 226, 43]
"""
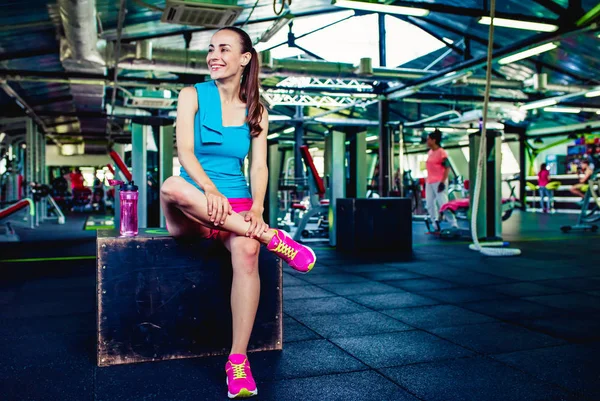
[226, 378, 258, 399]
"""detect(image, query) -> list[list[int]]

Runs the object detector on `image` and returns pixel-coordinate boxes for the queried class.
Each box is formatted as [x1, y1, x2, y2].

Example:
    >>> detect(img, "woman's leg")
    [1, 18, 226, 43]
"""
[221, 227, 261, 356]
[161, 176, 274, 243]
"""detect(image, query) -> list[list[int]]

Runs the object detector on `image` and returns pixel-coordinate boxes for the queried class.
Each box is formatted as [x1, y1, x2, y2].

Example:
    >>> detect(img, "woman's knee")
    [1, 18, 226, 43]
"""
[232, 240, 260, 274]
[161, 177, 193, 206]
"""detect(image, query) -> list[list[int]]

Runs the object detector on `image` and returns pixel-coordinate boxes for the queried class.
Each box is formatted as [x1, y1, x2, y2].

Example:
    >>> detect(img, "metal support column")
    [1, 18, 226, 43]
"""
[518, 129, 527, 210]
[325, 130, 346, 246]
[469, 130, 502, 241]
[378, 100, 391, 197]
[397, 124, 405, 196]
[378, 13, 386, 67]
[159, 124, 174, 228]
[268, 143, 282, 227]
[352, 131, 367, 198]
[294, 106, 304, 183]
[25, 118, 37, 226]
[132, 123, 148, 229]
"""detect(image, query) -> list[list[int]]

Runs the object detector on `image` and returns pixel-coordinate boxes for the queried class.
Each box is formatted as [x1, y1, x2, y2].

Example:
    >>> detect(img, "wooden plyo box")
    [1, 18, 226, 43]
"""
[96, 229, 282, 367]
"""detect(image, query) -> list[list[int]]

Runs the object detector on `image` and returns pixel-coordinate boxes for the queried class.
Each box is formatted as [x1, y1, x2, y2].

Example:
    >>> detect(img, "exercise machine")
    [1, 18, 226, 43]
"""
[560, 165, 600, 233]
[291, 145, 329, 242]
[0, 198, 34, 242]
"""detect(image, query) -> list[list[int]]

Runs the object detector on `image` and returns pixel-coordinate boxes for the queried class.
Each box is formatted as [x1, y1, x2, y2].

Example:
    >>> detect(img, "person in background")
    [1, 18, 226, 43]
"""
[538, 163, 551, 213]
[425, 129, 458, 229]
[570, 157, 595, 203]
[69, 168, 85, 191]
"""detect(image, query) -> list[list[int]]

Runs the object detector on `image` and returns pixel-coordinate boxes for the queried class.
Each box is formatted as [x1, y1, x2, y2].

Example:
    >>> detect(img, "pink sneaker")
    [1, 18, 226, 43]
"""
[267, 229, 316, 273]
[225, 354, 257, 399]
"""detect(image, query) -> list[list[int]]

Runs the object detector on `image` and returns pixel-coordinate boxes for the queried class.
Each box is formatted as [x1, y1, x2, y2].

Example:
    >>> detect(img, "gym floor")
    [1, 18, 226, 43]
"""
[1, 212, 599, 401]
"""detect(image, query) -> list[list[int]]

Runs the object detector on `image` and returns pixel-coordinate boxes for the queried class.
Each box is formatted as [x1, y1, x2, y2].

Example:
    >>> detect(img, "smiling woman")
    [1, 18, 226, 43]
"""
[159, 26, 317, 400]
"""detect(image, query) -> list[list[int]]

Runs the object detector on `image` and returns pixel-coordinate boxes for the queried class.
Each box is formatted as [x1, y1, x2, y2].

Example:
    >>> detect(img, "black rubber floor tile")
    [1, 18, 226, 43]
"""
[538, 277, 600, 292]
[517, 315, 600, 342]
[523, 293, 600, 314]
[383, 304, 496, 329]
[358, 270, 423, 281]
[282, 274, 310, 287]
[348, 292, 439, 310]
[0, 312, 95, 338]
[430, 322, 566, 354]
[331, 330, 473, 368]
[459, 298, 566, 321]
[433, 271, 515, 286]
[300, 273, 371, 285]
[95, 357, 224, 401]
[0, 289, 95, 319]
[334, 264, 399, 273]
[283, 285, 336, 300]
[298, 311, 412, 338]
[284, 296, 369, 318]
[258, 370, 419, 401]
[0, 332, 94, 374]
[386, 278, 459, 292]
[415, 287, 508, 304]
[493, 343, 600, 400]
[381, 356, 579, 401]
[1, 359, 94, 401]
[484, 282, 571, 297]
[283, 316, 321, 343]
[249, 339, 368, 381]
[0, 289, 18, 305]
[320, 281, 400, 296]
[588, 290, 600, 297]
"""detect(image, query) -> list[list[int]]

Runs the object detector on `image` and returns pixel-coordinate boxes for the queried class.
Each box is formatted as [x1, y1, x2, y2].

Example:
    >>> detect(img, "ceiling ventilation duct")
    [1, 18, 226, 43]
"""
[56, 0, 106, 141]
[161, 0, 243, 27]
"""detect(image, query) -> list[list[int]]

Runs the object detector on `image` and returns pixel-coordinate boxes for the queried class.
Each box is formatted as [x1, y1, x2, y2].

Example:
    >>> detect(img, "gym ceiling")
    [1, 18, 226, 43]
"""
[0, 0, 599, 150]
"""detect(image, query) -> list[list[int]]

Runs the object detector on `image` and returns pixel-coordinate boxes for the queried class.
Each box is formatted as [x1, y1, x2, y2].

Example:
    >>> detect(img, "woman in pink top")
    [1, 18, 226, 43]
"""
[426, 130, 457, 228]
[538, 163, 551, 213]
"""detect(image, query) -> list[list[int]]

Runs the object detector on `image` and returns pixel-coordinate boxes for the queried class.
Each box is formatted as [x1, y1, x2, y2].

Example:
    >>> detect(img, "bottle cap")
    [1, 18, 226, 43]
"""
[120, 180, 138, 191]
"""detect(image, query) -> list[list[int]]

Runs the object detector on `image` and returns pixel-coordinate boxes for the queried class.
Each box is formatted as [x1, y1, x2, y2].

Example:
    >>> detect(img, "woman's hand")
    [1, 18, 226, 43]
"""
[244, 207, 269, 239]
[204, 186, 232, 226]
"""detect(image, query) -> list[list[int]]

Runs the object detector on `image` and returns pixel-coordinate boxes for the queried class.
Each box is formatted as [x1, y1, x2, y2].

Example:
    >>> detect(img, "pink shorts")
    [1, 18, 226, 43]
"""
[206, 198, 253, 239]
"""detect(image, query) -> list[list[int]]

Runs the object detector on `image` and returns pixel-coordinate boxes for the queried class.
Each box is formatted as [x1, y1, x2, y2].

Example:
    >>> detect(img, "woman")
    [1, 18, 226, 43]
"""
[425, 129, 457, 229]
[160, 26, 316, 399]
[538, 163, 551, 213]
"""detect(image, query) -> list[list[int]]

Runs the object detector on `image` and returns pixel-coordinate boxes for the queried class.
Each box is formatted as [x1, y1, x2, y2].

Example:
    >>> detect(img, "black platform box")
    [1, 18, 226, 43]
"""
[336, 198, 412, 253]
[96, 229, 282, 367]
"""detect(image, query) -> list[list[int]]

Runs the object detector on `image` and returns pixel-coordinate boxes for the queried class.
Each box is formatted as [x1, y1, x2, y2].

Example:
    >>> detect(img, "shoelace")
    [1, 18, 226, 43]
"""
[274, 239, 299, 260]
[229, 362, 247, 379]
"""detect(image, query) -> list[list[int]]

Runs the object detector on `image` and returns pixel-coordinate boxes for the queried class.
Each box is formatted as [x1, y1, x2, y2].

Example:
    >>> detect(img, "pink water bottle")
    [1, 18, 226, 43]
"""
[119, 181, 139, 237]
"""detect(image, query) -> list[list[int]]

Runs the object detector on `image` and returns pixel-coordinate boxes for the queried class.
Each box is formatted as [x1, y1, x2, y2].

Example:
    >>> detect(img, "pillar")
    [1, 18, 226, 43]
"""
[469, 130, 502, 241]
[378, 100, 391, 197]
[294, 106, 304, 183]
[159, 124, 174, 228]
[267, 143, 282, 227]
[325, 130, 346, 246]
[132, 123, 148, 229]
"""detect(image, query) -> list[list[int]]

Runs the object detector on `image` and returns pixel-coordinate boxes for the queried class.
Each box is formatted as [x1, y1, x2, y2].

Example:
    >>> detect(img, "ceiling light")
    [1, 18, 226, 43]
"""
[520, 98, 558, 111]
[442, 37, 454, 44]
[366, 135, 378, 142]
[258, 13, 293, 43]
[333, 0, 430, 17]
[268, 115, 292, 121]
[478, 17, 558, 32]
[543, 107, 581, 113]
[366, 149, 373, 153]
[283, 127, 295, 134]
[498, 43, 558, 65]
[459, 140, 469, 146]
[0, 132, 5, 143]
[267, 133, 280, 140]
[585, 90, 600, 98]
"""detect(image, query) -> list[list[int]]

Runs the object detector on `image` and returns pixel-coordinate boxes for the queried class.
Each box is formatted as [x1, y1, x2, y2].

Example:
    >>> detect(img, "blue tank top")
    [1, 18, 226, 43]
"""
[179, 81, 252, 199]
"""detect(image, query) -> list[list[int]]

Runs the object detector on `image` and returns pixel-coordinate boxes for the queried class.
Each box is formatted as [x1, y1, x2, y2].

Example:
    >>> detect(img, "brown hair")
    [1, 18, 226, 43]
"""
[217, 26, 264, 137]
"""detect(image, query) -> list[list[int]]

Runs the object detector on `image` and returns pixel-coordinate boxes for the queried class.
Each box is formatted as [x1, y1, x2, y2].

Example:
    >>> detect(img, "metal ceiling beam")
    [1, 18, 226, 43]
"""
[117, 7, 345, 43]
[387, 1, 559, 24]
[0, 83, 62, 146]
[409, 16, 595, 84]
[0, 48, 58, 62]
[531, 0, 567, 16]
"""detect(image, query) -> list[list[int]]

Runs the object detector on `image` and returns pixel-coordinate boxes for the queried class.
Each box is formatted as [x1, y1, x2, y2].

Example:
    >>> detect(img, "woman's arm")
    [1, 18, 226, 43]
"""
[175, 87, 218, 192]
[249, 107, 269, 212]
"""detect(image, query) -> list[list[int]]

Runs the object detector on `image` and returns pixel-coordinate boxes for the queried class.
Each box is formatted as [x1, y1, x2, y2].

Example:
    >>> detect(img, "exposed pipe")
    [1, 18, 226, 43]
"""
[57, 0, 103, 64]
[404, 110, 462, 126]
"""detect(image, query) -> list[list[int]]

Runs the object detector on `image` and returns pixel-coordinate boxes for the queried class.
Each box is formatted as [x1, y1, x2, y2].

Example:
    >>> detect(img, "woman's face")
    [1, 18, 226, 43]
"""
[207, 29, 251, 80]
